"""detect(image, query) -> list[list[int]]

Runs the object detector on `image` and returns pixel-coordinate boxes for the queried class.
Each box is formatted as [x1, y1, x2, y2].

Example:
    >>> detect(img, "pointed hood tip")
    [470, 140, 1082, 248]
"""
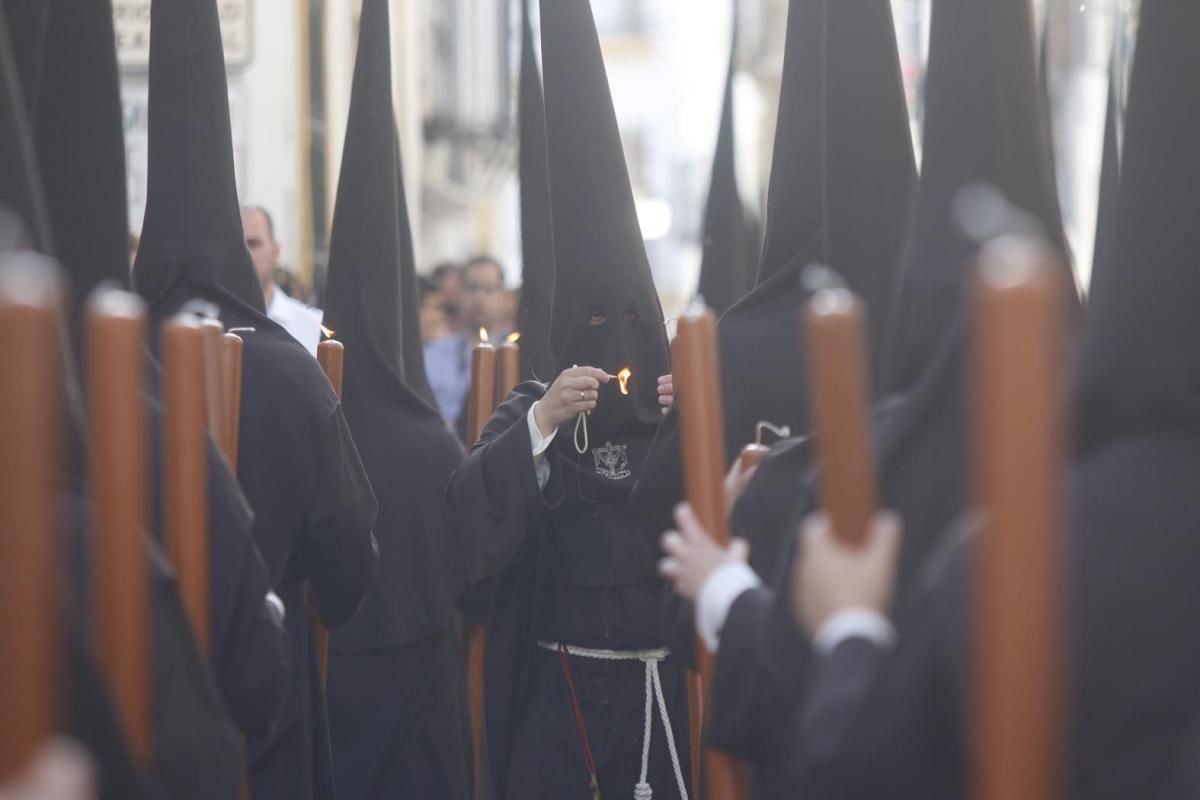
[516, 0, 558, 382]
[696, 7, 753, 316]
[323, 0, 440, 419]
[34, 0, 130, 305]
[0, 5, 51, 257]
[132, 0, 266, 319]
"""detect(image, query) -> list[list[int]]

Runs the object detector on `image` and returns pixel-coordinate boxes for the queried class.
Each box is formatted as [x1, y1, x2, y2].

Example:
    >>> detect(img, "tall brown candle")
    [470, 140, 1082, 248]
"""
[803, 288, 877, 547]
[468, 330, 497, 445]
[88, 290, 153, 763]
[495, 332, 521, 408]
[163, 313, 211, 657]
[674, 300, 747, 800]
[0, 263, 62, 778]
[972, 239, 1064, 800]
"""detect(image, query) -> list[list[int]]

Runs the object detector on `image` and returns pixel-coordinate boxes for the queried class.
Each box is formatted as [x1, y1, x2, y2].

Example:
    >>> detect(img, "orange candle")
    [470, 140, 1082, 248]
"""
[468, 330, 496, 445]
[163, 313, 210, 657]
[0, 263, 62, 779]
[495, 332, 521, 408]
[674, 299, 746, 800]
[87, 290, 152, 763]
[802, 288, 876, 547]
[972, 239, 1064, 800]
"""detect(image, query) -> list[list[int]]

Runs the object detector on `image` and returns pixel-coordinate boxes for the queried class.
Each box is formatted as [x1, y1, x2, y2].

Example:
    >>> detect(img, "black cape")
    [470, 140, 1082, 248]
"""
[630, 0, 915, 555]
[321, 0, 469, 795]
[708, 0, 1072, 788]
[129, 0, 379, 797]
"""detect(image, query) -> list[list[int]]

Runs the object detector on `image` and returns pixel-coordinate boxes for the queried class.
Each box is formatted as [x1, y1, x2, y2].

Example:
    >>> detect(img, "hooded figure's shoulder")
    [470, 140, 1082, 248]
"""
[235, 324, 341, 421]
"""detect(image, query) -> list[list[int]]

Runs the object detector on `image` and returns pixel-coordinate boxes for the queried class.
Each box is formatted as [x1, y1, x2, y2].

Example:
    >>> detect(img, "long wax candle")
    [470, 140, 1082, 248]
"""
[0, 263, 61, 778]
[674, 299, 746, 800]
[164, 314, 211, 657]
[468, 334, 497, 445]
[88, 291, 152, 763]
[803, 288, 876, 547]
[495, 334, 520, 408]
[972, 239, 1064, 800]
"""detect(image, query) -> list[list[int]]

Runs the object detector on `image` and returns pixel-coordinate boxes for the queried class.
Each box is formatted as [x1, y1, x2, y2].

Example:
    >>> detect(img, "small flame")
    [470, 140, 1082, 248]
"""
[320, 324, 336, 339]
[617, 367, 632, 395]
[506, 331, 522, 344]
[479, 327, 489, 342]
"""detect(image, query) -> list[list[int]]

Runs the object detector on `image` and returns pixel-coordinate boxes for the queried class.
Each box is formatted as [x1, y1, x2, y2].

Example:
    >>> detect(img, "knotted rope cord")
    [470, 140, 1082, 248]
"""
[541, 642, 690, 800]
[574, 411, 590, 454]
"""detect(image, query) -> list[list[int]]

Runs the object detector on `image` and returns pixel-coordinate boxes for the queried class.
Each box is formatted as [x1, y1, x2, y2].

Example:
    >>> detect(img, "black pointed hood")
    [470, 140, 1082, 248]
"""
[726, 0, 914, 402]
[0, 5, 50, 255]
[33, 0, 129, 310]
[1077, 0, 1200, 449]
[881, 0, 1070, 398]
[515, 0, 557, 383]
[540, 0, 670, 429]
[1086, 45, 1122, 304]
[734, 0, 1074, 589]
[131, 0, 267, 324]
[632, 0, 915, 537]
[696, 8, 754, 316]
[324, 0, 439, 419]
[1, 0, 47, 118]
[843, 0, 1071, 604]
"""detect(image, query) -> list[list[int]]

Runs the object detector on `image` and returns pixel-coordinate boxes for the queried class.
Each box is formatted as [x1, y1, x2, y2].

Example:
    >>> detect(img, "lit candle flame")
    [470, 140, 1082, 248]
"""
[506, 331, 521, 344]
[479, 327, 489, 343]
[617, 367, 632, 395]
[320, 324, 336, 338]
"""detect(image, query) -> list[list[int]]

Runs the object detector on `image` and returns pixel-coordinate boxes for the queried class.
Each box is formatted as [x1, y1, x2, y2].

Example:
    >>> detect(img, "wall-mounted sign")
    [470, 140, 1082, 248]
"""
[113, 0, 252, 69]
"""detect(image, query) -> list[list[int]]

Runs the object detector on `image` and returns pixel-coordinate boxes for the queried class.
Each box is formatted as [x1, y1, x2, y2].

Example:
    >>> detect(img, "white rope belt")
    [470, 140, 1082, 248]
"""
[539, 641, 690, 800]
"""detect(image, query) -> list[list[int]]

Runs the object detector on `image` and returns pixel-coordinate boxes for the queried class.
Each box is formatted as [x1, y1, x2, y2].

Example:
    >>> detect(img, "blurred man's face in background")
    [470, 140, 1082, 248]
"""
[463, 259, 506, 333]
[240, 207, 280, 299]
[420, 289, 450, 344]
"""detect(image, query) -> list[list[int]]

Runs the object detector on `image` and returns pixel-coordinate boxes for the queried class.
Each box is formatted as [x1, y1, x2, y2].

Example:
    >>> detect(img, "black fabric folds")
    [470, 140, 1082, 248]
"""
[130, 0, 267, 319]
[696, 3, 755, 316]
[515, 0, 557, 383]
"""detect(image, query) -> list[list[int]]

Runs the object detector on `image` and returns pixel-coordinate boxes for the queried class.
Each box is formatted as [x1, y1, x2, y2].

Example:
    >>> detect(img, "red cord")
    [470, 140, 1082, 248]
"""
[557, 644, 600, 795]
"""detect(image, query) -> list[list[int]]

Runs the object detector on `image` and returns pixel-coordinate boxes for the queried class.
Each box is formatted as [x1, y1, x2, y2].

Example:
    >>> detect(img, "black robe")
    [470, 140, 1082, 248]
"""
[786, 434, 1200, 800]
[448, 383, 691, 799]
[222, 322, 379, 800]
[144, 389, 290, 740]
[62, 489, 245, 800]
[327, 393, 469, 800]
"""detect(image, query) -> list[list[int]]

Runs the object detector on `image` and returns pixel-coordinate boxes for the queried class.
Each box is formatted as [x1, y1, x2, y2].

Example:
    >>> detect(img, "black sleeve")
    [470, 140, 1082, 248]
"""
[447, 382, 559, 583]
[302, 405, 380, 628]
[707, 581, 813, 762]
[206, 450, 290, 738]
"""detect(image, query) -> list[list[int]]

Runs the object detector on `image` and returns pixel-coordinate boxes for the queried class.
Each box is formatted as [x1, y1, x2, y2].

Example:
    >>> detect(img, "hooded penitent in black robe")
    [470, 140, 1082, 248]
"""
[706, 0, 1074, 792]
[789, 8, 1200, 794]
[322, 1, 469, 796]
[514, 0, 557, 386]
[19, 0, 289, 750]
[129, 1, 379, 798]
[447, 1, 689, 797]
[1, 4, 283, 796]
[695, 3, 756, 318]
[629, 0, 915, 567]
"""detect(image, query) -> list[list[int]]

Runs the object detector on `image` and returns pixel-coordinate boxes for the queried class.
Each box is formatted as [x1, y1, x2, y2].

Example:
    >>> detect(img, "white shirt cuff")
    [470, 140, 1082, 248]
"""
[813, 608, 896, 657]
[527, 402, 557, 455]
[527, 403, 556, 490]
[696, 561, 762, 654]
